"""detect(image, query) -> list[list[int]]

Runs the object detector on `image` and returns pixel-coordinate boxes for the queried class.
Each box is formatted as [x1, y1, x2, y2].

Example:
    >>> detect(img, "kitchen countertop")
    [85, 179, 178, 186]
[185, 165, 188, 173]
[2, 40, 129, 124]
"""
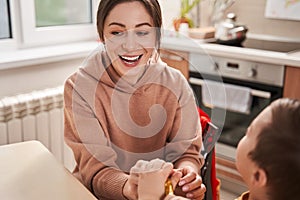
[161, 36, 300, 67]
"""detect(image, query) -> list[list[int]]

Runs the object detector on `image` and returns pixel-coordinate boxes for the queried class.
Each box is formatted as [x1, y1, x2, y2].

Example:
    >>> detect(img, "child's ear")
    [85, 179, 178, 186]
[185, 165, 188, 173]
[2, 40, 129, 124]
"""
[252, 168, 267, 187]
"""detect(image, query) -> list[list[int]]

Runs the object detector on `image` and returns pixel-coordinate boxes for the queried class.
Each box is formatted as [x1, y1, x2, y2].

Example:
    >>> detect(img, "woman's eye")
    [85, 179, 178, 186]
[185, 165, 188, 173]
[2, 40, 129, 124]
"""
[111, 31, 124, 36]
[136, 31, 149, 36]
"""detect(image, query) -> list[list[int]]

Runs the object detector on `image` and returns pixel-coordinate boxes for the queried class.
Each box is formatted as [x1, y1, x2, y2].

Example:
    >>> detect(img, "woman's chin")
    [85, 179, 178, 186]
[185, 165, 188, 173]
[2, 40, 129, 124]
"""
[124, 66, 144, 76]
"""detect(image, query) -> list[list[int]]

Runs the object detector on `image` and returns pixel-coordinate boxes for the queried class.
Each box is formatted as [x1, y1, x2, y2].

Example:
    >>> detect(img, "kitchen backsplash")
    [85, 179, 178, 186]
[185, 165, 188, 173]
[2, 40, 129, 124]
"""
[224, 0, 300, 39]
[160, 0, 300, 40]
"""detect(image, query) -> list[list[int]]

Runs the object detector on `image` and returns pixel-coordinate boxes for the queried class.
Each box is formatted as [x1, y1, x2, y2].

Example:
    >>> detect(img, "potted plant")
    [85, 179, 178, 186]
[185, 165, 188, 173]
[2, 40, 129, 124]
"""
[173, 0, 201, 31]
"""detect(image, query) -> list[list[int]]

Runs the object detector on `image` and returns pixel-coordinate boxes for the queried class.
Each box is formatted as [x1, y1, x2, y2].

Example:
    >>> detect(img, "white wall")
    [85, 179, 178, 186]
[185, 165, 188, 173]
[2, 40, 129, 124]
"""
[160, 0, 300, 39]
[0, 58, 83, 98]
[225, 0, 300, 38]
[199, 0, 300, 39]
[159, 0, 181, 30]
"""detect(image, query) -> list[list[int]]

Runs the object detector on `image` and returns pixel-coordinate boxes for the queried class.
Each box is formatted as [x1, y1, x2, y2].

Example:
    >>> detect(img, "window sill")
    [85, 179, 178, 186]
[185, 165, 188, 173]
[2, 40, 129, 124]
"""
[0, 41, 100, 71]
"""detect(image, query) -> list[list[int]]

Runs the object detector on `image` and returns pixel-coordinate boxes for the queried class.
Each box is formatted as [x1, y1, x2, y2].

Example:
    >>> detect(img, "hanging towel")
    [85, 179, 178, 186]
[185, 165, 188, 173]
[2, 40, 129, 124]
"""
[201, 80, 252, 114]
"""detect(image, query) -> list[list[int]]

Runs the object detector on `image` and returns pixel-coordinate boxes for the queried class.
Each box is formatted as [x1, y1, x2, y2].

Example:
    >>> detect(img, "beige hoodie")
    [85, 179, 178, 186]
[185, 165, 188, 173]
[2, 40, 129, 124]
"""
[64, 48, 203, 200]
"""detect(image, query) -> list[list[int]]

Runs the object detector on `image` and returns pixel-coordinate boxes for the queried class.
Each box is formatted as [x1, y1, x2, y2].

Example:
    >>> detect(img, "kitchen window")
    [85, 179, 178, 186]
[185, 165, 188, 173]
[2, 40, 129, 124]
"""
[19, 0, 98, 47]
[0, 0, 99, 49]
[35, 0, 92, 27]
[0, 0, 101, 69]
[0, 0, 12, 40]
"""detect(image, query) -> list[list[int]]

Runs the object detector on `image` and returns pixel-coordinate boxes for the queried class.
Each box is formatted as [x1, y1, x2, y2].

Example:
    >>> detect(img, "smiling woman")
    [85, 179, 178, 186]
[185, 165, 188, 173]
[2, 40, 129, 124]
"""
[63, 0, 206, 200]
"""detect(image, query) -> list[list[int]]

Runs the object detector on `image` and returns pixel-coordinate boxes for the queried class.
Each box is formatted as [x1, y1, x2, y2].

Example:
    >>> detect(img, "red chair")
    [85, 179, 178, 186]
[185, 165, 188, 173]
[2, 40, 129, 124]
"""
[198, 107, 220, 200]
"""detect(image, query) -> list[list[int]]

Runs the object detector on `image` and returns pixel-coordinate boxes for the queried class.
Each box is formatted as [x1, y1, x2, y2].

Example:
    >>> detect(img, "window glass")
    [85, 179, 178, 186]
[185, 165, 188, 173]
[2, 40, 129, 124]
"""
[19, 0, 97, 46]
[34, 0, 92, 27]
[0, 0, 11, 39]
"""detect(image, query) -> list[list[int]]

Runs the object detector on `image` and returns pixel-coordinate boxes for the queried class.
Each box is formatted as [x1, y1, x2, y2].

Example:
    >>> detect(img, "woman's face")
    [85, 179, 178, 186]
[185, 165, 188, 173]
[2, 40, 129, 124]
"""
[102, 1, 156, 79]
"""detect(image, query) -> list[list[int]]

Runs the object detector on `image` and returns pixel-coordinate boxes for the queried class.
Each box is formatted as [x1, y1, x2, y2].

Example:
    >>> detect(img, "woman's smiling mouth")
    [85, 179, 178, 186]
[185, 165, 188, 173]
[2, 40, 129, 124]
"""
[119, 55, 143, 67]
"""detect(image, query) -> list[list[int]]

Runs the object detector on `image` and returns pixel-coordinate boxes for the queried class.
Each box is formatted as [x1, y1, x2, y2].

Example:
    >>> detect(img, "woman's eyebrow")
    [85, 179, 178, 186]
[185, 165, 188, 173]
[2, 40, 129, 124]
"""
[109, 22, 125, 27]
[135, 22, 152, 27]
[108, 22, 152, 28]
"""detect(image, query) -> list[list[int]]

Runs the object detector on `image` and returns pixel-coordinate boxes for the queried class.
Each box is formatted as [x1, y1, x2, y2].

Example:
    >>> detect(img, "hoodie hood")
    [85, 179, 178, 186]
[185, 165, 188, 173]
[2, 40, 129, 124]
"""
[80, 46, 167, 94]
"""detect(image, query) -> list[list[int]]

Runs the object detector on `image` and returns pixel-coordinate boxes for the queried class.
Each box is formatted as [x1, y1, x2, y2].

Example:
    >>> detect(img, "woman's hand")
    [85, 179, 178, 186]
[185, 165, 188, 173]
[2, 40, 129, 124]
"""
[174, 166, 206, 200]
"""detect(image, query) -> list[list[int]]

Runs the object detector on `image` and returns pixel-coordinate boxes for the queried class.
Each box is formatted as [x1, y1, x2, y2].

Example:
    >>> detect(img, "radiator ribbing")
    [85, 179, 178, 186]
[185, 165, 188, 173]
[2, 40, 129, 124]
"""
[0, 86, 75, 171]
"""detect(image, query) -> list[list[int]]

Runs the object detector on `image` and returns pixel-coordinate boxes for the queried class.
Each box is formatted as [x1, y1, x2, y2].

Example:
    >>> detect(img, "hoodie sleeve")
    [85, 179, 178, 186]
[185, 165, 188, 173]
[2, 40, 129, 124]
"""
[165, 71, 204, 173]
[64, 74, 128, 200]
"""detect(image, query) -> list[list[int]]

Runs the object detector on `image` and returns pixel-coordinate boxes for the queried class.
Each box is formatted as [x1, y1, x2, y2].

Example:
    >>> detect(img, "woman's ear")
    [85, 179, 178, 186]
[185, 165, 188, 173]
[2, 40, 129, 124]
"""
[252, 168, 267, 187]
[99, 36, 105, 44]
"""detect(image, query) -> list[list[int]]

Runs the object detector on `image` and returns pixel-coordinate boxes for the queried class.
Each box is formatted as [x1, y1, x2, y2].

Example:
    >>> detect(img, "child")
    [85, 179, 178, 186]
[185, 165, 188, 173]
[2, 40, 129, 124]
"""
[135, 98, 300, 200]
[235, 98, 300, 200]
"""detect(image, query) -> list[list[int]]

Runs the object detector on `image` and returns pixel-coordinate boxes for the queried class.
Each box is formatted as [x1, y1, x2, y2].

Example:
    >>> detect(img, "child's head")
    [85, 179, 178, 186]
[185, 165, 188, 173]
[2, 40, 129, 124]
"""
[236, 98, 300, 200]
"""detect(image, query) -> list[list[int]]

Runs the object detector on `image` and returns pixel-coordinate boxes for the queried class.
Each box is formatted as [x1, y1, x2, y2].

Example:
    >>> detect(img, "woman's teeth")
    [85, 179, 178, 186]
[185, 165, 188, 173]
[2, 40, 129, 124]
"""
[119, 55, 141, 63]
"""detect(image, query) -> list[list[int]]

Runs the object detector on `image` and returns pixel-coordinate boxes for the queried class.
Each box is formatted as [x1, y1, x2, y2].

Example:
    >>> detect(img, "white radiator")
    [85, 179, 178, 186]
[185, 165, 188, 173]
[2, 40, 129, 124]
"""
[0, 86, 75, 171]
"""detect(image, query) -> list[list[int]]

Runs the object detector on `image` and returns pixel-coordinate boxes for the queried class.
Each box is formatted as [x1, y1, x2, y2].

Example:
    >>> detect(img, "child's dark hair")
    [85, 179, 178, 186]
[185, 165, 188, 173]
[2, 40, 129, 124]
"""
[249, 98, 300, 200]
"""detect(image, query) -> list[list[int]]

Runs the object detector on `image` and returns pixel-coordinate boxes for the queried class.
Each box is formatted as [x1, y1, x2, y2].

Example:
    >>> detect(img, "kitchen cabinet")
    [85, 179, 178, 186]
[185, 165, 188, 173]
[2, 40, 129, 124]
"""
[284, 66, 300, 100]
[160, 49, 189, 80]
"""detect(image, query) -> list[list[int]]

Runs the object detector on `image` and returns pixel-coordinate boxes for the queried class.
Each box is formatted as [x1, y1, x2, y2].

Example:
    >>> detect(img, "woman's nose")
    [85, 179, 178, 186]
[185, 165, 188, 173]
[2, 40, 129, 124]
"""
[122, 31, 138, 50]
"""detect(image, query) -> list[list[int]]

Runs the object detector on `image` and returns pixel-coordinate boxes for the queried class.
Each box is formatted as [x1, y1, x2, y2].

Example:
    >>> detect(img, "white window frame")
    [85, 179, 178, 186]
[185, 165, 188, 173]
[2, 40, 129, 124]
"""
[18, 0, 100, 48]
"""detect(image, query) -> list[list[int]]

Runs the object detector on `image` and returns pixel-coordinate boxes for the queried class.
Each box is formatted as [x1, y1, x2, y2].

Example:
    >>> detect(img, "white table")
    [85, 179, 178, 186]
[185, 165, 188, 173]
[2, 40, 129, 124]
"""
[0, 140, 97, 200]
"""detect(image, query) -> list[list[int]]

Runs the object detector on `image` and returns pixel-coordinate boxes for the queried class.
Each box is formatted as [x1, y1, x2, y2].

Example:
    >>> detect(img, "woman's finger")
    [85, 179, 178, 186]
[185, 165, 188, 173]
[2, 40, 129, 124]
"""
[186, 183, 206, 200]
